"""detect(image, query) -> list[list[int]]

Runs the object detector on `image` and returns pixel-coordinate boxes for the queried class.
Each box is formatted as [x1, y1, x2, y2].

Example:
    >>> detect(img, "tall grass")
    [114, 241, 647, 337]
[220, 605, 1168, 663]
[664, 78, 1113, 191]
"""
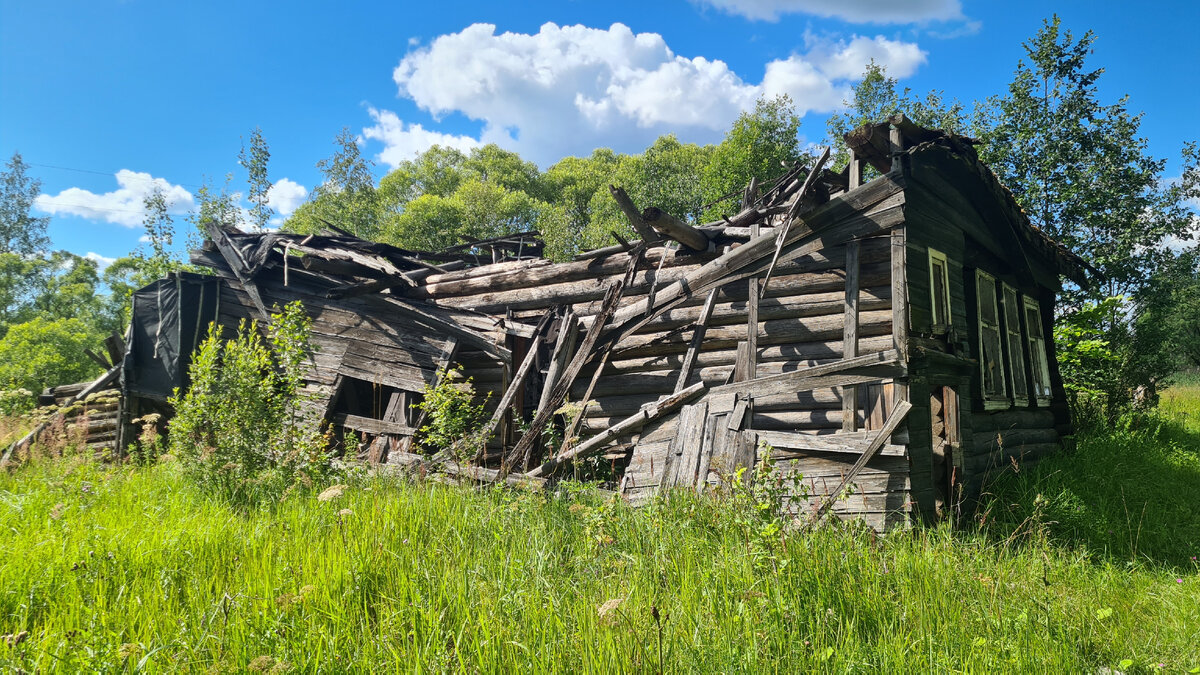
[0, 391, 1198, 671]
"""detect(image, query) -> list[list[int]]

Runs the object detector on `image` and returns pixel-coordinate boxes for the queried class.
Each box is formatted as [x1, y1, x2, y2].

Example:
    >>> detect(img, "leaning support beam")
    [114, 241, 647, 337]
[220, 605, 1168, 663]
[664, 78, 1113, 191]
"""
[761, 148, 831, 297]
[641, 207, 710, 251]
[808, 400, 911, 524]
[609, 186, 660, 243]
[474, 312, 554, 462]
[527, 381, 706, 478]
[675, 288, 719, 393]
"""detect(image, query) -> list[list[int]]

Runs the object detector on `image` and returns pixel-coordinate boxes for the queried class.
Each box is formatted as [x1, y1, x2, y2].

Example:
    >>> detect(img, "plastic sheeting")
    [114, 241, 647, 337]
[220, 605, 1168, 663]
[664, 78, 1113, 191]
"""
[123, 272, 220, 401]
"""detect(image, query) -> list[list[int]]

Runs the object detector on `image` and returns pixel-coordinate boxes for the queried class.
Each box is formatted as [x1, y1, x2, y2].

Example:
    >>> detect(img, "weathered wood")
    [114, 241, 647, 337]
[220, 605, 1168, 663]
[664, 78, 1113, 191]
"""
[675, 288, 719, 393]
[842, 239, 860, 432]
[477, 312, 553, 457]
[334, 413, 416, 437]
[104, 332, 126, 365]
[747, 221, 761, 380]
[706, 349, 901, 402]
[754, 429, 906, 457]
[809, 400, 912, 523]
[642, 207, 709, 251]
[205, 221, 271, 321]
[762, 148, 831, 296]
[658, 400, 709, 492]
[610, 185, 660, 243]
[505, 276, 630, 471]
[3, 364, 121, 466]
[396, 337, 460, 456]
[528, 381, 705, 477]
[84, 348, 111, 370]
[538, 312, 579, 414]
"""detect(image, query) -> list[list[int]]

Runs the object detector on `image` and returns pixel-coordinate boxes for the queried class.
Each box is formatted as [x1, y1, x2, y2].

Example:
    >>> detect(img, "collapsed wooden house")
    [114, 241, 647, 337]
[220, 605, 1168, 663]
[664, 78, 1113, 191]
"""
[109, 116, 1090, 529]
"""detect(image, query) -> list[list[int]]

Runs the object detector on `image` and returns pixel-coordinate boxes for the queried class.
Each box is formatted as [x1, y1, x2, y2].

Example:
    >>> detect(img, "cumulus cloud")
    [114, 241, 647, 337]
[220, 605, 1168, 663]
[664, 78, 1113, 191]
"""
[370, 22, 927, 167]
[266, 178, 308, 216]
[362, 108, 480, 168]
[691, 0, 963, 23]
[34, 170, 194, 227]
[84, 252, 116, 269]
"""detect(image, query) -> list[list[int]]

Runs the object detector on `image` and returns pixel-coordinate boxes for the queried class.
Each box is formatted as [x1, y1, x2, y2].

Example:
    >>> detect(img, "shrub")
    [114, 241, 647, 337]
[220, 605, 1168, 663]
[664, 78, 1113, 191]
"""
[168, 302, 331, 505]
[415, 366, 489, 458]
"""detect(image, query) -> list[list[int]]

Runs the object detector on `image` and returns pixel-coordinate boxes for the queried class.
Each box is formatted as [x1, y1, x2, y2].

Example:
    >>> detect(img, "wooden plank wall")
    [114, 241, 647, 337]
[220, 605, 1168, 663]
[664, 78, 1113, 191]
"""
[419, 176, 912, 529]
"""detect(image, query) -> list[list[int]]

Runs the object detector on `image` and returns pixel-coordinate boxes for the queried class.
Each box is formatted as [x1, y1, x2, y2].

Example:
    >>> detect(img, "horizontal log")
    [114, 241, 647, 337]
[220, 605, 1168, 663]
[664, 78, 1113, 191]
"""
[333, 414, 416, 437]
[643, 207, 709, 251]
[754, 430, 906, 457]
[604, 336, 894, 373]
[970, 427, 1060, 453]
[611, 309, 894, 359]
[971, 408, 1057, 433]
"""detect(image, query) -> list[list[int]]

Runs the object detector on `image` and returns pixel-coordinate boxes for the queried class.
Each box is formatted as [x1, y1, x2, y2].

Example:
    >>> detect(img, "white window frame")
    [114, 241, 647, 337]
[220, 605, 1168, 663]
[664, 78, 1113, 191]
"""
[1001, 284, 1029, 404]
[928, 248, 952, 332]
[976, 270, 1009, 410]
[1023, 296, 1053, 405]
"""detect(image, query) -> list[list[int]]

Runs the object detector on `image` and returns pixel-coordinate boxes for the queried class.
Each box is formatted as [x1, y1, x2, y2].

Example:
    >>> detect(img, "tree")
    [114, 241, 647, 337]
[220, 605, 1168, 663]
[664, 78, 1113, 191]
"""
[701, 95, 803, 219]
[187, 174, 241, 234]
[239, 127, 273, 230]
[286, 128, 381, 239]
[0, 152, 50, 256]
[973, 16, 1194, 304]
[0, 316, 102, 396]
[543, 149, 621, 258]
[826, 62, 965, 170]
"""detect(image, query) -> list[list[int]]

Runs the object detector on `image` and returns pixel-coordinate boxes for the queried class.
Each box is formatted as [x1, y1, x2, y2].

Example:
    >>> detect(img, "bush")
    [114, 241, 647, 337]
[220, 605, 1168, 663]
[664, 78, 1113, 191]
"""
[168, 302, 331, 505]
[0, 316, 102, 401]
[415, 366, 489, 458]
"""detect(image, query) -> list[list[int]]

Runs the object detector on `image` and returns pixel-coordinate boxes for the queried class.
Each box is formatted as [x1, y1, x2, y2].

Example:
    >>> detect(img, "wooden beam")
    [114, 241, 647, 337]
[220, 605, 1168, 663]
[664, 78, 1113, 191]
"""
[396, 337, 459, 456]
[527, 381, 705, 477]
[104, 332, 126, 365]
[707, 348, 901, 401]
[609, 185, 660, 243]
[641, 207, 709, 251]
[761, 147, 831, 297]
[476, 312, 554, 459]
[375, 295, 510, 363]
[504, 276, 631, 472]
[204, 221, 271, 322]
[675, 288, 719, 393]
[842, 239, 860, 432]
[754, 429, 906, 457]
[537, 312, 579, 414]
[808, 400, 912, 524]
[746, 221, 761, 380]
[334, 414, 417, 437]
[84, 348, 111, 370]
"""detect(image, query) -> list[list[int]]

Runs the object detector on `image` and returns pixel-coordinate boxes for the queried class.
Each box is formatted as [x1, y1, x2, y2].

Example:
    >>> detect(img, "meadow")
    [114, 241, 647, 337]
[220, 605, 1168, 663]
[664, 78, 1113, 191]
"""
[0, 392, 1197, 672]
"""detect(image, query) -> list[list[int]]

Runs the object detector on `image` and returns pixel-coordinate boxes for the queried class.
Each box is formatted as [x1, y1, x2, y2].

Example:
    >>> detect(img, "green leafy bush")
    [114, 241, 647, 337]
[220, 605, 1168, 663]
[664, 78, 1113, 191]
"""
[415, 366, 489, 458]
[168, 301, 330, 505]
[0, 316, 102, 406]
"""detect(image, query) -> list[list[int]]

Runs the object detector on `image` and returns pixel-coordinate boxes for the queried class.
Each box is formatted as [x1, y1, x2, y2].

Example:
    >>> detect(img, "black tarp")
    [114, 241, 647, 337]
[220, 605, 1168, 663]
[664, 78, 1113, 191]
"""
[124, 272, 221, 401]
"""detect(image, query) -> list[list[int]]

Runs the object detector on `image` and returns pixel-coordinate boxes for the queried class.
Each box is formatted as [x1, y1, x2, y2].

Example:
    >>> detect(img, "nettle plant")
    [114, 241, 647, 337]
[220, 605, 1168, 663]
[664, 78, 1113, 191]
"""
[168, 301, 331, 505]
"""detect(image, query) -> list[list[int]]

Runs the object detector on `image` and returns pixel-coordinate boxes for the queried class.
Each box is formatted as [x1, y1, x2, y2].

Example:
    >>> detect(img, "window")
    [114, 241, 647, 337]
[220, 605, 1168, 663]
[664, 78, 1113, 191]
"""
[1001, 284, 1028, 402]
[928, 248, 952, 331]
[1023, 297, 1053, 403]
[975, 271, 1007, 406]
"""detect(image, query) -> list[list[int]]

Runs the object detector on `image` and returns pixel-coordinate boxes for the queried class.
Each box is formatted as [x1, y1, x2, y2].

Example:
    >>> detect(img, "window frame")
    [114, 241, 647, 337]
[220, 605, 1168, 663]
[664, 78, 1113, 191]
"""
[975, 270, 1009, 410]
[1022, 296, 1054, 406]
[927, 247, 952, 332]
[1001, 283, 1029, 405]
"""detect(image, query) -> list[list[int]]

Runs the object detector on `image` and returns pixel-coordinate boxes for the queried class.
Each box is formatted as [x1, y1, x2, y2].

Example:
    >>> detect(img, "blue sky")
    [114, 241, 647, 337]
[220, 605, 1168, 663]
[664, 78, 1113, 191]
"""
[1, 0, 1196, 268]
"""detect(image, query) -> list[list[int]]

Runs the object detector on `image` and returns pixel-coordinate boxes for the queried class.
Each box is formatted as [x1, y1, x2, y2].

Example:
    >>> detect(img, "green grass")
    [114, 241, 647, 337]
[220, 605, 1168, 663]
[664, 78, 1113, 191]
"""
[0, 404, 1198, 672]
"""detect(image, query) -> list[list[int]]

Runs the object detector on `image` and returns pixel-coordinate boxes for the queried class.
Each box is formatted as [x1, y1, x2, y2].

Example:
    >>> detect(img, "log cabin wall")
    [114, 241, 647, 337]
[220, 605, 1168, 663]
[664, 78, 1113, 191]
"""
[414, 171, 913, 531]
[900, 137, 1077, 521]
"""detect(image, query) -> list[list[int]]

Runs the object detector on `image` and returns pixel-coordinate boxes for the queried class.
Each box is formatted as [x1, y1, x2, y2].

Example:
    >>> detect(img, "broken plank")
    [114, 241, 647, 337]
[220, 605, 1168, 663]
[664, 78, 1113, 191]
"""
[527, 381, 705, 478]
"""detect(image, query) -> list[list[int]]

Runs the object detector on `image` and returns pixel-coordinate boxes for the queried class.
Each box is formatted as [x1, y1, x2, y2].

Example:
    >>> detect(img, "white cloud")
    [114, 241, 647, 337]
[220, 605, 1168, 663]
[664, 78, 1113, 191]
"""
[362, 108, 480, 169]
[266, 178, 308, 216]
[84, 252, 116, 269]
[691, 0, 963, 23]
[34, 170, 194, 227]
[372, 22, 928, 167]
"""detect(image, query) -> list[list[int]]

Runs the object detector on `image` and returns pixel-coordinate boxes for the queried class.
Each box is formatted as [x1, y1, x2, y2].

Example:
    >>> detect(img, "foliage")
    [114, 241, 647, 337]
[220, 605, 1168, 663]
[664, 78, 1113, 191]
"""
[414, 366, 490, 458]
[1053, 297, 1124, 424]
[286, 128, 380, 239]
[239, 127, 273, 231]
[826, 62, 966, 170]
[167, 301, 330, 505]
[0, 152, 50, 256]
[973, 16, 1198, 306]
[0, 316, 102, 400]
[701, 95, 803, 219]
